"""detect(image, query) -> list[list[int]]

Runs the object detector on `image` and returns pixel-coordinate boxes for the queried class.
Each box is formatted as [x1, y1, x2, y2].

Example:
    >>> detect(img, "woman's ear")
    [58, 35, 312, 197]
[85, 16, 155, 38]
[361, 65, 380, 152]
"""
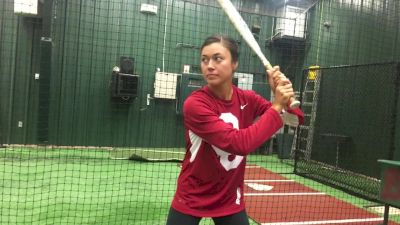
[232, 61, 238, 71]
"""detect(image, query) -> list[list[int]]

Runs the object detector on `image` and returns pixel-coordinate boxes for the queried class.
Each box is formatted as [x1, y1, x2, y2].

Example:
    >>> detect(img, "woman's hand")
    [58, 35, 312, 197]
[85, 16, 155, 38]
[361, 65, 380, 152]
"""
[267, 66, 294, 113]
[267, 66, 286, 92]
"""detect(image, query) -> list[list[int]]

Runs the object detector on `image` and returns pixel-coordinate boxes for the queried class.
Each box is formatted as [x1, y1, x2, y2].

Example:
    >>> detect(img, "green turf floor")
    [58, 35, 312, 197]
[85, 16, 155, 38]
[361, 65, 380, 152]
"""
[0, 146, 398, 225]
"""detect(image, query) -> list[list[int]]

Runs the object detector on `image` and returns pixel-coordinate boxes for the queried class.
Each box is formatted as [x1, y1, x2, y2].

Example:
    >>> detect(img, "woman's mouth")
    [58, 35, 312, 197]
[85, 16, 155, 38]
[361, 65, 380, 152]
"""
[206, 74, 218, 79]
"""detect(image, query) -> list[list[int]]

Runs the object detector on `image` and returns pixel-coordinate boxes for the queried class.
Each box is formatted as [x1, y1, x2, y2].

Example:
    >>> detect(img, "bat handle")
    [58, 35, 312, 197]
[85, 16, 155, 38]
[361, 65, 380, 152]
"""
[265, 65, 300, 109]
[289, 98, 301, 109]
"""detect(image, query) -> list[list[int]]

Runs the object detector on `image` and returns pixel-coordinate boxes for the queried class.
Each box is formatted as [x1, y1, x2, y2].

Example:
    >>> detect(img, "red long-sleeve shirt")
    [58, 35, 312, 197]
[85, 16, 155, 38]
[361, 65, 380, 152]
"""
[171, 85, 303, 217]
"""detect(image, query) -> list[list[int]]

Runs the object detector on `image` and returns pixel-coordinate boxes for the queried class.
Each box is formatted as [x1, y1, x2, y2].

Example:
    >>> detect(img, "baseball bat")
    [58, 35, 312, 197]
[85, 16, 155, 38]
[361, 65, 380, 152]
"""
[216, 0, 300, 109]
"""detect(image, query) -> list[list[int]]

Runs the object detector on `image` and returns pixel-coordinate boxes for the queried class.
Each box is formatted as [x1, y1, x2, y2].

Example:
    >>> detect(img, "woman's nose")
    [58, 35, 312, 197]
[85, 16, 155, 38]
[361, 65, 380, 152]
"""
[207, 60, 215, 69]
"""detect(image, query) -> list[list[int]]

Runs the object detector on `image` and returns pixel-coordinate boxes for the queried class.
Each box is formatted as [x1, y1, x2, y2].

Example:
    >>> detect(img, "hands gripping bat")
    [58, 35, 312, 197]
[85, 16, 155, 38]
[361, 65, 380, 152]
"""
[216, 0, 301, 109]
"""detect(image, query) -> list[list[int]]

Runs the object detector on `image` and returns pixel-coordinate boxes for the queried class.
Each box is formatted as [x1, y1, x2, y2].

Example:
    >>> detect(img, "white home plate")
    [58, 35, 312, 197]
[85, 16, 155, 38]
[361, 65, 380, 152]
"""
[246, 183, 273, 191]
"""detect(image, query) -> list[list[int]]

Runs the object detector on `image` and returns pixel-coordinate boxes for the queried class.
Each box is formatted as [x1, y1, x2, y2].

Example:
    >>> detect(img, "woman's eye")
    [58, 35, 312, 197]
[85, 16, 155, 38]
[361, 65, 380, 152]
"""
[201, 58, 209, 63]
[214, 56, 223, 62]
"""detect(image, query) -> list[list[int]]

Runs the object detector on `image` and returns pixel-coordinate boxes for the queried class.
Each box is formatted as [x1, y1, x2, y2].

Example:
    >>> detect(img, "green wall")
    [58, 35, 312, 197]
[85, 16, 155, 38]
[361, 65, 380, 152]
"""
[395, 63, 400, 161]
[1, 0, 275, 147]
[1, 0, 400, 151]
[0, 0, 42, 144]
[304, 0, 400, 67]
[46, 0, 276, 147]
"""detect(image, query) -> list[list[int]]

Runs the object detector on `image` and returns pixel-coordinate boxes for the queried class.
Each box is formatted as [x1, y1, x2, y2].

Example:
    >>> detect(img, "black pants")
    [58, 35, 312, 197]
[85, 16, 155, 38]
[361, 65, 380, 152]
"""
[166, 207, 250, 225]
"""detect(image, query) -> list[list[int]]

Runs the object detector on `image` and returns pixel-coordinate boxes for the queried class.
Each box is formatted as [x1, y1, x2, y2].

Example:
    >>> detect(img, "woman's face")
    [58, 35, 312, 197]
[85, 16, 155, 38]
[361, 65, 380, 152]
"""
[200, 42, 238, 87]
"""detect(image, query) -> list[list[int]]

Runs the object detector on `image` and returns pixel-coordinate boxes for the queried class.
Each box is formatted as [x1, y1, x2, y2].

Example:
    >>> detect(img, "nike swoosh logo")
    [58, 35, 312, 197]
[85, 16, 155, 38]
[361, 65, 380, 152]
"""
[240, 104, 248, 110]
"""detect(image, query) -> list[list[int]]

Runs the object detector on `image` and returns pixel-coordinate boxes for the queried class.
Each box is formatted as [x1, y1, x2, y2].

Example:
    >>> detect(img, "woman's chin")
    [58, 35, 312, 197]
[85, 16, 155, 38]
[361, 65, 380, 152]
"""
[206, 80, 221, 87]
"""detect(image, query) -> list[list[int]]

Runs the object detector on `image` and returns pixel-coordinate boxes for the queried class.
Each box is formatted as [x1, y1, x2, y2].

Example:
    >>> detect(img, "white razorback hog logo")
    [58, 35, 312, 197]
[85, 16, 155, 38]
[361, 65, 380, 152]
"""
[212, 113, 244, 171]
[188, 113, 244, 171]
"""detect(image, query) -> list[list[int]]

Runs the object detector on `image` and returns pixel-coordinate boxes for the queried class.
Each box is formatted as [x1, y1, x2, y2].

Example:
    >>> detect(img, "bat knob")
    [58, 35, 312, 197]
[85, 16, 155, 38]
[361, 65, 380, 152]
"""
[289, 99, 301, 109]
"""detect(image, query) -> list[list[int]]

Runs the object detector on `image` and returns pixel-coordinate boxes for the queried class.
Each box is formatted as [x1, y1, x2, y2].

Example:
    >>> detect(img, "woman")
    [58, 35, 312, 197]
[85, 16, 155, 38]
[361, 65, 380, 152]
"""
[166, 35, 304, 225]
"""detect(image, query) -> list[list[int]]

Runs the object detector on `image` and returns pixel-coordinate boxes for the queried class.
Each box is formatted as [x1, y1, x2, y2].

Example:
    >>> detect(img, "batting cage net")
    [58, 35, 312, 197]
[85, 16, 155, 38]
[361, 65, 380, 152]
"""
[294, 62, 400, 200]
[1, 0, 400, 225]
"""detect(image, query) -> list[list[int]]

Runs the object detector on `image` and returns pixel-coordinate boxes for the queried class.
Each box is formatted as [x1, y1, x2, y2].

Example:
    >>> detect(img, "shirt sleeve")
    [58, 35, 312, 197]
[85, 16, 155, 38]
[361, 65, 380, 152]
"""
[250, 90, 305, 126]
[183, 94, 283, 156]
[284, 108, 305, 126]
[250, 91, 273, 117]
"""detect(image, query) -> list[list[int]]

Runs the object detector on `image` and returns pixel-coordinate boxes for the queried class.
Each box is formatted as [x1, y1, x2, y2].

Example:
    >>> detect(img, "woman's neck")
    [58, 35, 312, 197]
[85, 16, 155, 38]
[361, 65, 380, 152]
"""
[208, 83, 233, 100]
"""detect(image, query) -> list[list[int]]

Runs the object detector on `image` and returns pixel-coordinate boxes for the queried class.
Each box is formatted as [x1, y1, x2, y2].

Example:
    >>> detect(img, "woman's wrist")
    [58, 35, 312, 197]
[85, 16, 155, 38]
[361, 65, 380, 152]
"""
[271, 104, 283, 114]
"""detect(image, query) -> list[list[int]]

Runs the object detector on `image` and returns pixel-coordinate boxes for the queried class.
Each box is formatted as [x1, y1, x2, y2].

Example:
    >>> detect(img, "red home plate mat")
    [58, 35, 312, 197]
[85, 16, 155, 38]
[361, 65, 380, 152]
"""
[244, 165, 399, 225]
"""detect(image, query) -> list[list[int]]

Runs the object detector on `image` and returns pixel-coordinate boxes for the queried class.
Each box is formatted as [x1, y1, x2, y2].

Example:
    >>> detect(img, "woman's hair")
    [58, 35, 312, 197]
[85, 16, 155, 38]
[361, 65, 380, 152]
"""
[200, 35, 239, 63]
